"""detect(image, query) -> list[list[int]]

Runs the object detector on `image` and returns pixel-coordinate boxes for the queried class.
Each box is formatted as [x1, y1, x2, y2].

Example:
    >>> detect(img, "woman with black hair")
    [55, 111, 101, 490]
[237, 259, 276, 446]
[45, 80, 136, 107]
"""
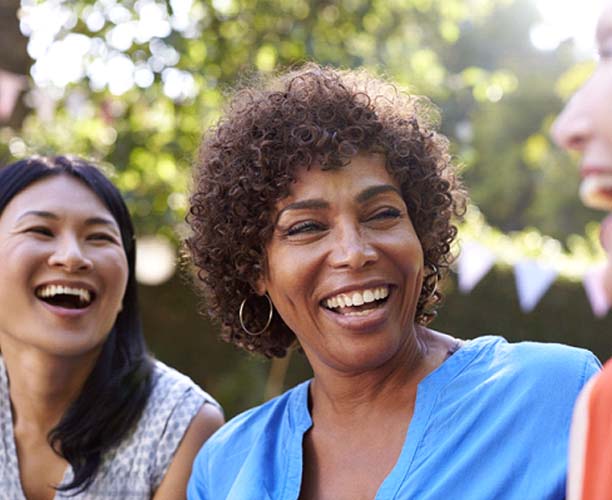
[0, 156, 223, 499]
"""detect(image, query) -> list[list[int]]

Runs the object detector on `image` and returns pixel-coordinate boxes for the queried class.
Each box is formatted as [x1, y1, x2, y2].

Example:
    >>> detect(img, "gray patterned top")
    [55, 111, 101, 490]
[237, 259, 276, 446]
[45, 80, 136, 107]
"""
[0, 357, 220, 499]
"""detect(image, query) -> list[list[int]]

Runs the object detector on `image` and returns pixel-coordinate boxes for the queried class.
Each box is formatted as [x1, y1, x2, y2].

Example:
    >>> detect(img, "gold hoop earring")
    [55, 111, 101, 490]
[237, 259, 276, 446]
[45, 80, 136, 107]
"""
[239, 294, 273, 336]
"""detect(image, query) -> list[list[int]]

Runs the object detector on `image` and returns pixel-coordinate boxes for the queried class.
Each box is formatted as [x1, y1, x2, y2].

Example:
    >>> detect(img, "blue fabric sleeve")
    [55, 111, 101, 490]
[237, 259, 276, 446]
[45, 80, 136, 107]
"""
[582, 351, 603, 384]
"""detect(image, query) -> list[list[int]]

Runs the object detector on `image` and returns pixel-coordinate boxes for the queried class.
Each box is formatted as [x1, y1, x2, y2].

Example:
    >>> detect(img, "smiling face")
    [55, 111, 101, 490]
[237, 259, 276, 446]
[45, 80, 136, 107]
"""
[258, 154, 424, 374]
[552, 3, 612, 210]
[0, 175, 128, 359]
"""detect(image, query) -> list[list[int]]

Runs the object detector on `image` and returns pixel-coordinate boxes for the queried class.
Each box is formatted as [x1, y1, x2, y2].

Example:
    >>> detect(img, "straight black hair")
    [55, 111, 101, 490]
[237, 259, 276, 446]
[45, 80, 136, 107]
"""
[0, 156, 153, 494]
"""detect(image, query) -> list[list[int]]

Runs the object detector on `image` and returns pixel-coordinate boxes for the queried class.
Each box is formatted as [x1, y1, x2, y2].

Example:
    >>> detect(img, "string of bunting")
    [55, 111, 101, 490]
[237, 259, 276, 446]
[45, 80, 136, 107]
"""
[454, 206, 609, 317]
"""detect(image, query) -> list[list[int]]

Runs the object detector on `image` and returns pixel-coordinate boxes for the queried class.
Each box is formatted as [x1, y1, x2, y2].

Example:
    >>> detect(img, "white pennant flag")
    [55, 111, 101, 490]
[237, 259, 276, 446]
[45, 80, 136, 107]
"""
[457, 240, 496, 293]
[514, 260, 558, 313]
[583, 264, 610, 318]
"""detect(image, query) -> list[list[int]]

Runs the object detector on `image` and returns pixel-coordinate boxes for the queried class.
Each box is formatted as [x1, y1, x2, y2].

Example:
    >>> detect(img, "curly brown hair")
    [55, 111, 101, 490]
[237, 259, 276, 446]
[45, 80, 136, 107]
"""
[187, 63, 466, 358]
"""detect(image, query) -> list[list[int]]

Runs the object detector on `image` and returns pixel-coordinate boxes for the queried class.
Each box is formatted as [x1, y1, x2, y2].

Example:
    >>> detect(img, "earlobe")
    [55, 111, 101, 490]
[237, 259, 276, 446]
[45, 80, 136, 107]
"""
[254, 276, 267, 296]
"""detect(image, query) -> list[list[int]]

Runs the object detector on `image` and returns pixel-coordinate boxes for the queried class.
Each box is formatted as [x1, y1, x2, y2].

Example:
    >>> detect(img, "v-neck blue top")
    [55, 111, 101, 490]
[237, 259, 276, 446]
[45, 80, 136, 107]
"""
[188, 336, 600, 500]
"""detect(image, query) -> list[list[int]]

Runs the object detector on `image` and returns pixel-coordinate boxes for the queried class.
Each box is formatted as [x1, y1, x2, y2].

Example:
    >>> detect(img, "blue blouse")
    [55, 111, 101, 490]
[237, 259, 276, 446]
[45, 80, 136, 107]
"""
[188, 336, 600, 499]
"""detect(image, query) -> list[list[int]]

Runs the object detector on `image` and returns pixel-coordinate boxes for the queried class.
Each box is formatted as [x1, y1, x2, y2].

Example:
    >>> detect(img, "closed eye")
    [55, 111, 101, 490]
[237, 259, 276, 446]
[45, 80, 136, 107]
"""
[25, 226, 53, 237]
[88, 233, 120, 244]
[369, 207, 402, 220]
[285, 220, 326, 236]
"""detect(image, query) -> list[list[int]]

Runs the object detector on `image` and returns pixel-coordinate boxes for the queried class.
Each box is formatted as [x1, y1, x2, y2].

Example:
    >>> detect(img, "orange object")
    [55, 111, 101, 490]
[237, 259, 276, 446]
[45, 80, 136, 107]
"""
[581, 359, 612, 499]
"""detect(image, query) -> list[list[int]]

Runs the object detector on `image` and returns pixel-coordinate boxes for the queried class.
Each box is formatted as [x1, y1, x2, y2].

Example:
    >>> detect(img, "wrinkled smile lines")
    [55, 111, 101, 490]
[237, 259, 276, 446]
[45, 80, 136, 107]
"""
[323, 285, 390, 310]
[35, 284, 93, 306]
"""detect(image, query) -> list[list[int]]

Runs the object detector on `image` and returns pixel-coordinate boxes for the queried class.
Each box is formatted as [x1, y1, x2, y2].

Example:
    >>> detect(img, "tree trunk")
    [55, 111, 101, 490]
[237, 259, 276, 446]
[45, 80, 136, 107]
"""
[0, 0, 32, 128]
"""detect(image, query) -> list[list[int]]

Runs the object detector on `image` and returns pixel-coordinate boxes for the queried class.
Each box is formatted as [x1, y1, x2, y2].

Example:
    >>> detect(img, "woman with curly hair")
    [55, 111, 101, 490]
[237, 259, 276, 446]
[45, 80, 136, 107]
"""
[187, 64, 599, 499]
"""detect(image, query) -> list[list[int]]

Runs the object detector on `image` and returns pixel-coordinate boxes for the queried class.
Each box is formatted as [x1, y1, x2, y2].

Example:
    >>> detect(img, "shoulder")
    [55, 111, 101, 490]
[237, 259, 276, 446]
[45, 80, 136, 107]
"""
[465, 335, 601, 384]
[450, 336, 601, 416]
[150, 360, 220, 409]
[586, 358, 612, 411]
[189, 381, 309, 497]
[141, 359, 223, 448]
[126, 361, 222, 491]
[152, 403, 224, 499]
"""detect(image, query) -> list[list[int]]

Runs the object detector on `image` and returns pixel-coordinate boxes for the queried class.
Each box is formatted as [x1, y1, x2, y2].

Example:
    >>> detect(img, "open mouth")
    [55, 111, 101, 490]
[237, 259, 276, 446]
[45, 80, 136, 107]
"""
[321, 285, 391, 316]
[580, 175, 612, 211]
[35, 284, 95, 310]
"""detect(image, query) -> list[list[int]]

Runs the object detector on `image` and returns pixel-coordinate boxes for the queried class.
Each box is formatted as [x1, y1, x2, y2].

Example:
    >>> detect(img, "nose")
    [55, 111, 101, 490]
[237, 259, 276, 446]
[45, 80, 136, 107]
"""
[47, 236, 93, 272]
[329, 222, 378, 269]
[551, 87, 593, 152]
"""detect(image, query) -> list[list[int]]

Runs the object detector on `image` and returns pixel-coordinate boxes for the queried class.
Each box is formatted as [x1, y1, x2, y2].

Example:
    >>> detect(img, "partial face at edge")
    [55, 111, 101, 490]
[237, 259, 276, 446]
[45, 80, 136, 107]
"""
[551, 3, 612, 210]
[257, 154, 425, 373]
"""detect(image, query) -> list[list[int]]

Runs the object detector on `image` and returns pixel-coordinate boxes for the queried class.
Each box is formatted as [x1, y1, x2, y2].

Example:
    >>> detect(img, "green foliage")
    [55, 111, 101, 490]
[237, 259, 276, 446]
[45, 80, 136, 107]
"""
[8, 0, 549, 240]
[4, 0, 610, 411]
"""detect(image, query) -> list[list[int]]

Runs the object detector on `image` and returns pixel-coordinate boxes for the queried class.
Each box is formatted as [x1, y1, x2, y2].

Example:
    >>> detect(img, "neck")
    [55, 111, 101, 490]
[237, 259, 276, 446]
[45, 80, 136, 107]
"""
[1, 341, 100, 435]
[307, 327, 456, 420]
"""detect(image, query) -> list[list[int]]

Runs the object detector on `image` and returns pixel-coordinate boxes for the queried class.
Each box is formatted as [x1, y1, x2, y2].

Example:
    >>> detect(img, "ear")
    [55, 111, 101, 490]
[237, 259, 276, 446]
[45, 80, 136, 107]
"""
[254, 275, 267, 296]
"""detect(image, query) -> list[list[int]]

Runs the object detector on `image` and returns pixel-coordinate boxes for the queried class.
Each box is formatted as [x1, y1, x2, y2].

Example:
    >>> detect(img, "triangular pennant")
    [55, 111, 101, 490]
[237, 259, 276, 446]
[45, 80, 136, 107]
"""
[583, 264, 610, 318]
[457, 241, 496, 293]
[513, 260, 558, 313]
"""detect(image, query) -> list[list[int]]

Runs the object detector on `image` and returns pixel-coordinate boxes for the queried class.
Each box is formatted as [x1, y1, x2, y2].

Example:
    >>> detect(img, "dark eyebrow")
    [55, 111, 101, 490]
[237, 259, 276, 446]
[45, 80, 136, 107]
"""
[275, 199, 329, 224]
[17, 210, 58, 221]
[84, 216, 118, 228]
[356, 184, 402, 203]
[17, 211, 118, 229]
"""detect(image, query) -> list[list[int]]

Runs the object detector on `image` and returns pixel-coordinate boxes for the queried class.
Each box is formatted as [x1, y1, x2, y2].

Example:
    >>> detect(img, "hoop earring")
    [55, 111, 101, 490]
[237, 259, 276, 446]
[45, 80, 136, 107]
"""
[239, 294, 273, 336]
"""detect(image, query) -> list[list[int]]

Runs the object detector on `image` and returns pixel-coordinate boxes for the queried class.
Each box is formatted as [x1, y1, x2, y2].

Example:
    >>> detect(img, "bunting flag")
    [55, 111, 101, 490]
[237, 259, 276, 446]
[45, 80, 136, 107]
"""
[0, 69, 27, 121]
[513, 260, 558, 313]
[455, 241, 611, 317]
[457, 240, 496, 293]
[583, 265, 611, 318]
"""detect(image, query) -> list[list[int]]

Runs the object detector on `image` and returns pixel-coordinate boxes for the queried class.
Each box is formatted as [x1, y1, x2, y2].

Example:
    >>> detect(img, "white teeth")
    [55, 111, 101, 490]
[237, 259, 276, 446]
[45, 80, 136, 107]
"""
[36, 285, 92, 304]
[323, 286, 390, 310]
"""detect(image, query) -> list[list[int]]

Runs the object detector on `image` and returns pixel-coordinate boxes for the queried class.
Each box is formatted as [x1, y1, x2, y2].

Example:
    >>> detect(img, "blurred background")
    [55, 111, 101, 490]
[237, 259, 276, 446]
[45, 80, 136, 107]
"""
[1, 0, 610, 418]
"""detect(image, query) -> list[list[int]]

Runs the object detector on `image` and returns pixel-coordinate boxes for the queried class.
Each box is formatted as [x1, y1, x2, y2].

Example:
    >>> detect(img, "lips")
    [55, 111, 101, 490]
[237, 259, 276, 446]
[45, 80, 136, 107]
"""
[579, 169, 612, 211]
[34, 282, 96, 310]
[323, 285, 390, 310]
[601, 214, 612, 252]
[319, 284, 394, 331]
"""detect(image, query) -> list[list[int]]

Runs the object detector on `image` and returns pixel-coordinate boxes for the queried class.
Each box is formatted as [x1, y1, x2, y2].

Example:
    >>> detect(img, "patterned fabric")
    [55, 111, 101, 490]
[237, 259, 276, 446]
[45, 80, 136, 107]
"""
[0, 358, 219, 499]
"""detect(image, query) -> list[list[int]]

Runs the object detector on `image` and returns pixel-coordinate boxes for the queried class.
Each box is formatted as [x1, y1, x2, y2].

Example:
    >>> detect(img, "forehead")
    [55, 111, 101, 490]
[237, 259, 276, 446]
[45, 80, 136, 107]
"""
[2, 175, 113, 220]
[284, 154, 399, 201]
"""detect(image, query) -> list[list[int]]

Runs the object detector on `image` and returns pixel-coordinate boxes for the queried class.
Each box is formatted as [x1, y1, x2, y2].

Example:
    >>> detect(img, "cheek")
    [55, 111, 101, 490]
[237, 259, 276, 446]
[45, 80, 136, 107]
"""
[99, 252, 129, 301]
[264, 251, 320, 329]
[0, 243, 42, 280]
[591, 67, 612, 134]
